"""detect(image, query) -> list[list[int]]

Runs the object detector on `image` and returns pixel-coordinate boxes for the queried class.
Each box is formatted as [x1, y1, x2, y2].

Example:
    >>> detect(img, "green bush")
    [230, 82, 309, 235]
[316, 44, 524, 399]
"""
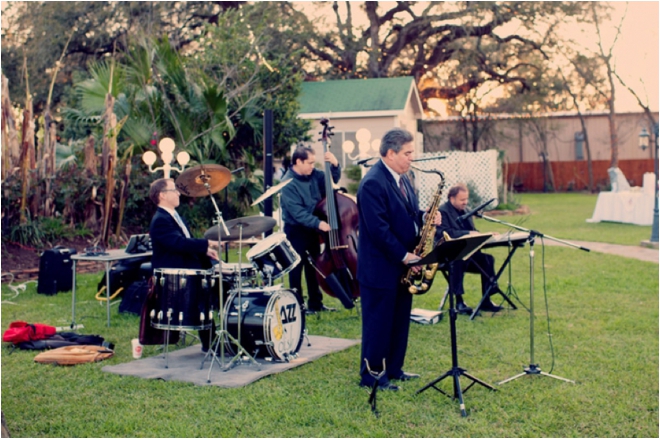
[7, 212, 45, 247]
[344, 165, 362, 195]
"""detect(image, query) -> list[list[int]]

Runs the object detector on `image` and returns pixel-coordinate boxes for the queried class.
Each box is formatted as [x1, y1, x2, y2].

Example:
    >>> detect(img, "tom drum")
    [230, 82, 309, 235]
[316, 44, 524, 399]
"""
[246, 233, 300, 281]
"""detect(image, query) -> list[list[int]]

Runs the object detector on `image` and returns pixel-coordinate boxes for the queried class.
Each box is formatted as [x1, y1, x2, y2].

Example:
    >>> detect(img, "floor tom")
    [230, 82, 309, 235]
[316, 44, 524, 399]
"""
[150, 268, 214, 331]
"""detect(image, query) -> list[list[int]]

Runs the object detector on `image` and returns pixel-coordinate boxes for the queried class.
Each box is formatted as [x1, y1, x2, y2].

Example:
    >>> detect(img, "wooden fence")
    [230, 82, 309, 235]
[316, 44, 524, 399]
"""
[506, 159, 655, 192]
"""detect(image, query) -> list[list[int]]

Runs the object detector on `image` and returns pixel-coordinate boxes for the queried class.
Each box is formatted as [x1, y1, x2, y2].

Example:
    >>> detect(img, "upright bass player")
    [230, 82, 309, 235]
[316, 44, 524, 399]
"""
[280, 146, 341, 314]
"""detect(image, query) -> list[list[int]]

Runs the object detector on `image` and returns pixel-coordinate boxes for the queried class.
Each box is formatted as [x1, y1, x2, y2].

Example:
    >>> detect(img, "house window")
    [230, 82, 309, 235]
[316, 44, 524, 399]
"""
[574, 132, 584, 160]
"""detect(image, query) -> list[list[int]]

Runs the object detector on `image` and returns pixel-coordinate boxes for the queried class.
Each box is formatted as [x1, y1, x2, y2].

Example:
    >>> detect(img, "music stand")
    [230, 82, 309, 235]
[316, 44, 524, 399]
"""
[413, 233, 497, 417]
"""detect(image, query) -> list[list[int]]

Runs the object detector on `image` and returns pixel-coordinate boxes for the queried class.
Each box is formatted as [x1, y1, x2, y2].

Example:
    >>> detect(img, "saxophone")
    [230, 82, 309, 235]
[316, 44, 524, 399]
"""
[401, 168, 445, 294]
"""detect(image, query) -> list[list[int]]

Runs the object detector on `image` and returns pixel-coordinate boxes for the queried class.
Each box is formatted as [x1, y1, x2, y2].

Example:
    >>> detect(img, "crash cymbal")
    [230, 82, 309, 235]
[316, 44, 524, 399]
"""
[204, 216, 276, 241]
[251, 179, 292, 206]
[175, 164, 231, 197]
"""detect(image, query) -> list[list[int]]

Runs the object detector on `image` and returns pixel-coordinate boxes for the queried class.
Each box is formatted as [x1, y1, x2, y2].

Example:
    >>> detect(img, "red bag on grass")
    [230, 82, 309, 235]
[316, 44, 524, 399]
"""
[2, 321, 56, 344]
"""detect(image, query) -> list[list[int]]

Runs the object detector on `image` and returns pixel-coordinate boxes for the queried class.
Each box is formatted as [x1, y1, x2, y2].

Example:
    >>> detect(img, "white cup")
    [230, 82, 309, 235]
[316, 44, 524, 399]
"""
[131, 338, 143, 359]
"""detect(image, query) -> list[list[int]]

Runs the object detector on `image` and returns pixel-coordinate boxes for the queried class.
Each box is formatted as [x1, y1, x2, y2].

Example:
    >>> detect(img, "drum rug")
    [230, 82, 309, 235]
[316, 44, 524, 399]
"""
[102, 335, 360, 388]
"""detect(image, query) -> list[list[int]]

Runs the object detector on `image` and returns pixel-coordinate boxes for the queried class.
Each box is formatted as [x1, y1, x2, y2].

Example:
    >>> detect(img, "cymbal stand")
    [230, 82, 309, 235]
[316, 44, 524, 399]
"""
[200, 200, 229, 375]
[224, 223, 260, 370]
[200, 181, 231, 375]
[198, 180, 257, 380]
[276, 193, 283, 230]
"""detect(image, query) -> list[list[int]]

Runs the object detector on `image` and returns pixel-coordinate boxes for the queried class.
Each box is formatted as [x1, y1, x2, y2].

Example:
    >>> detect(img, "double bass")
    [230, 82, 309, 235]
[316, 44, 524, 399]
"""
[312, 118, 360, 309]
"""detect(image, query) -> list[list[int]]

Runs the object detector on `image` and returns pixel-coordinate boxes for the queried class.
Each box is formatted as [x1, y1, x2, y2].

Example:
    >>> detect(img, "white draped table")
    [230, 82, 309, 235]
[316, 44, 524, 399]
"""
[587, 190, 655, 226]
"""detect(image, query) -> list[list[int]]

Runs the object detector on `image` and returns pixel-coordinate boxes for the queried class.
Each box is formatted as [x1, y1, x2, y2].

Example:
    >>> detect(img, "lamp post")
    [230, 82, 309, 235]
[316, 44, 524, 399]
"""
[342, 128, 380, 172]
[142, 137, 190, 179]
[639, 123, 659, 244]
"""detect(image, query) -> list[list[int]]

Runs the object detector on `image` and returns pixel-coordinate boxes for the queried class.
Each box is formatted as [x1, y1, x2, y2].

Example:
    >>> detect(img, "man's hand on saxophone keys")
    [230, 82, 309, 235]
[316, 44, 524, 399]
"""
[404, 252, 422, 273]
[422, 210, 442, 226]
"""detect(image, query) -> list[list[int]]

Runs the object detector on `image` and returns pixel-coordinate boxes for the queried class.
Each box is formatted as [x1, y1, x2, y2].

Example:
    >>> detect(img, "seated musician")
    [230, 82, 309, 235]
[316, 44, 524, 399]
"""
[146, 178, 220, 351]
[435, 183, 502, 315]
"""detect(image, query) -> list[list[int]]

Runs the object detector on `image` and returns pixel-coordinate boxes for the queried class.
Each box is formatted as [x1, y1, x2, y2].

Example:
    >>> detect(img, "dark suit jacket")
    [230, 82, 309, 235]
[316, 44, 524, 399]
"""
[149, 207, 211, 270]
[436, 200, 477, 241]
[357, 160, 423, 289]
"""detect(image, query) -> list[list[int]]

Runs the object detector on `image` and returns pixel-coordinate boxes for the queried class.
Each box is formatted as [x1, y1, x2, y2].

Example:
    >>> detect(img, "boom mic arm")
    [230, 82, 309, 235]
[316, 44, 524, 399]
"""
[356, 157, 376, 166]
[458, 198, 496, 222]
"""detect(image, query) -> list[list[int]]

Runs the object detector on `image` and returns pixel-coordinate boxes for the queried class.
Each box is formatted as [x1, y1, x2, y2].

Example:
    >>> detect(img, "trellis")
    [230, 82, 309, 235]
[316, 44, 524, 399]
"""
[411, 150, 500, 210]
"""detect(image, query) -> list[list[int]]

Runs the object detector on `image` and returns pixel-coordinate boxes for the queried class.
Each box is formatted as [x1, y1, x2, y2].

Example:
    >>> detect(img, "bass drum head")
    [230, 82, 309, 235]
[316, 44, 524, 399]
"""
[223, 287, 305, 361]
[263, 288, 304, 361]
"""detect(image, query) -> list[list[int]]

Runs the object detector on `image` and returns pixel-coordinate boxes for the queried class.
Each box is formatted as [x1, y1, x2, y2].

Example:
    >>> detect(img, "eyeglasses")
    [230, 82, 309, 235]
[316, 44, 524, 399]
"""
[161, 189, 180, 194]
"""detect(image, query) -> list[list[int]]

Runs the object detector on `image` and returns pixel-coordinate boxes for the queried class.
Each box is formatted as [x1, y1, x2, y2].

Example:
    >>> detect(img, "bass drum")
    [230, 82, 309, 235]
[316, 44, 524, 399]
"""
[223, 286, 305, 361]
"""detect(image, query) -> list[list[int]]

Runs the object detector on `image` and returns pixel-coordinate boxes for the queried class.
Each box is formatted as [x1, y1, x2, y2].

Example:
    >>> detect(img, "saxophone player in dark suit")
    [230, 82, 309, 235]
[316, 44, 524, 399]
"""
[357, 128, 441, 391]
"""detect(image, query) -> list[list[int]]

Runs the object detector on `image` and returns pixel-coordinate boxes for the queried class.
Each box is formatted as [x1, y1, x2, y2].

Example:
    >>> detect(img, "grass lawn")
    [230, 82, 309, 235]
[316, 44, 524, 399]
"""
[1, 193, 658, 437]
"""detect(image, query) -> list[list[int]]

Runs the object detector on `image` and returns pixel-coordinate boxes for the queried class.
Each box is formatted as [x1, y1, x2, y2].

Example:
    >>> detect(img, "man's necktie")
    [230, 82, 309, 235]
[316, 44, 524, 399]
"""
[399, 177, 408, 201]
[173, 211, 191, 238]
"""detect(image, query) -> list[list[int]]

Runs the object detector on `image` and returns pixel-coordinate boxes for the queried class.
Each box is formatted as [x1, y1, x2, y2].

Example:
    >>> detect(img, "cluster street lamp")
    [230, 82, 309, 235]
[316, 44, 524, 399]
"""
[142, 137, 190, 179]
[639, 123, 659, 244]
[342, 128, 381, 162]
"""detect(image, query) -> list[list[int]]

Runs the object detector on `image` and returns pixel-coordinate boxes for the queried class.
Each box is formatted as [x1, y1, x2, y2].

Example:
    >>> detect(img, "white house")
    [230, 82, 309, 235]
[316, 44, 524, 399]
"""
[297, 77, 424, 176]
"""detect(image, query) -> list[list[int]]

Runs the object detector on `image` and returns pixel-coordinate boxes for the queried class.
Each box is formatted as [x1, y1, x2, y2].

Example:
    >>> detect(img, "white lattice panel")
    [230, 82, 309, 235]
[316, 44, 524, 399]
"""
[412, 150, 500, 210]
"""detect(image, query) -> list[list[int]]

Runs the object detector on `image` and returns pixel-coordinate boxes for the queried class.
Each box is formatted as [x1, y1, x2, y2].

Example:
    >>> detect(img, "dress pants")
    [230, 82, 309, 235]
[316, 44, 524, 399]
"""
[449, 251, 497, 297]
[359, 283, 413, 385]
[284, 224, 323, 310]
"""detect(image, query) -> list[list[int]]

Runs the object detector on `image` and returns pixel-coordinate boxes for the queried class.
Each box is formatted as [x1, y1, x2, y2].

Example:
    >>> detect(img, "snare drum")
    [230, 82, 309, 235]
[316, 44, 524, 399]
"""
[223, 286, 305, 361]
[246, 233, 300, 281]
[215, 262, 257, 290]
[150, 268, 214, 331]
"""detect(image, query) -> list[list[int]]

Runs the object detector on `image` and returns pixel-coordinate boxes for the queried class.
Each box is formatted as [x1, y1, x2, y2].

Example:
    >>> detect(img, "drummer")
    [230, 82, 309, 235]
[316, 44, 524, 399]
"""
[280, 146, 341, 313]
[147, 177, 220, 352]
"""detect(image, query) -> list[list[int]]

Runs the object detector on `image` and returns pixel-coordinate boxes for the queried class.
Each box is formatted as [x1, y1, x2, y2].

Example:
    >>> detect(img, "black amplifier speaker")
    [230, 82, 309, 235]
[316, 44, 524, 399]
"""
[37, 246, 77, 295]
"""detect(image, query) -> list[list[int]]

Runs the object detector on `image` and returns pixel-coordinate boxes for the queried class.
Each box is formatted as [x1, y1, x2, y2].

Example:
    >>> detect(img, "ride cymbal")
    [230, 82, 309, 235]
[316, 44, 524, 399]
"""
[251, 179, 292, 206]
[175, 164, 231, 197]
[204, 216, 276, 241]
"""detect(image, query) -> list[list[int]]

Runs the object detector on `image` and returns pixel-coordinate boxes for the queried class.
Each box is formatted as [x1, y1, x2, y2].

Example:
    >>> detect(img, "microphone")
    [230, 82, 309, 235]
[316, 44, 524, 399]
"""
[457, 198, 496, 222]
[356, 157, 376, 166]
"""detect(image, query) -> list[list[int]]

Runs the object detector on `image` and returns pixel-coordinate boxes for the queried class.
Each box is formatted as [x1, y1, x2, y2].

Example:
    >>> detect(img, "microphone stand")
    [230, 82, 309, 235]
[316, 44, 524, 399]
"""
[477, 214, 585, 385]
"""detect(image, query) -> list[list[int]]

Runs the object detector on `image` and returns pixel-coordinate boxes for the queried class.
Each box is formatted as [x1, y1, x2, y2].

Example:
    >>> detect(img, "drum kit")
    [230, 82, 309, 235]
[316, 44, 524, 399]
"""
[148, 165, 305, 377]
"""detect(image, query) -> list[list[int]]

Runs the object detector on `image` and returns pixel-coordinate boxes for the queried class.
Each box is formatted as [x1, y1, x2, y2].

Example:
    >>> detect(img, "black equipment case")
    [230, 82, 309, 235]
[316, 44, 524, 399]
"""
[96, 257, 151, 299]
[37, 246, 77, 295]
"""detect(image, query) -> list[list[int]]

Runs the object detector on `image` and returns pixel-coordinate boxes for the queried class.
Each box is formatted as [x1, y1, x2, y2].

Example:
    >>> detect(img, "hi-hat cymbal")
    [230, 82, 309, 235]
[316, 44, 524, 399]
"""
[251, 179, 292, 206]
[175, 164, 231, 197]
[204, 216, 276, 241]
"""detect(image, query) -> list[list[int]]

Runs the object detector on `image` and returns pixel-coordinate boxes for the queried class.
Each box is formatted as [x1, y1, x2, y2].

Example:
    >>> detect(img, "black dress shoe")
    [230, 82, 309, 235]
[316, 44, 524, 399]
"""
[456, 302, 473, 315]
[480, 301, 503, 312]
[360, 382, 400, 391]
[393, 372, 420, 381]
